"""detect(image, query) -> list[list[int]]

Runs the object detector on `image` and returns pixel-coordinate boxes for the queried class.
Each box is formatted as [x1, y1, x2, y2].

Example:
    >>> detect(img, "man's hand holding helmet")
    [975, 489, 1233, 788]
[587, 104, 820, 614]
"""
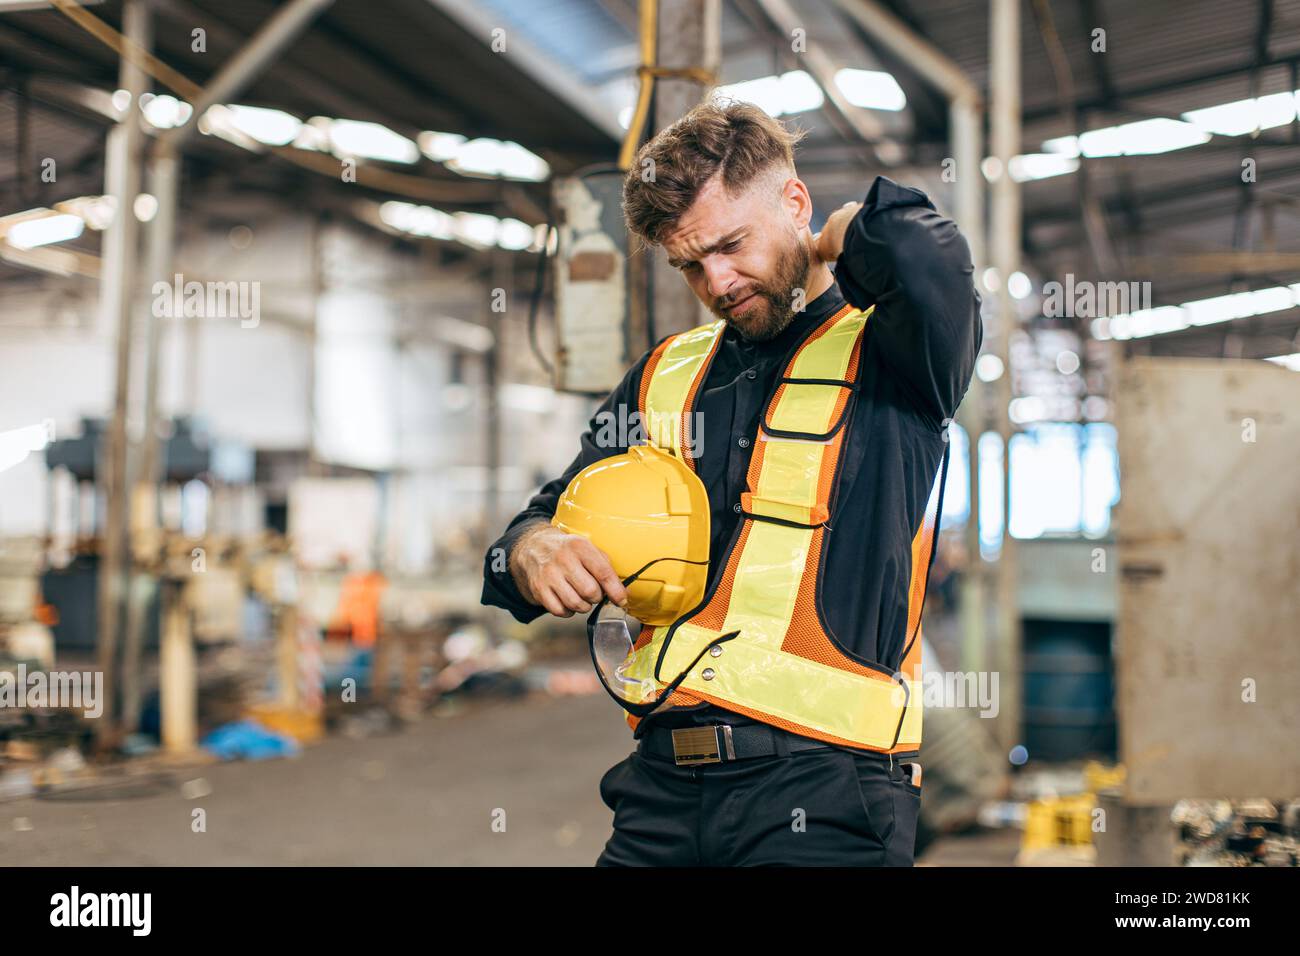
[510, 524, 628, 618]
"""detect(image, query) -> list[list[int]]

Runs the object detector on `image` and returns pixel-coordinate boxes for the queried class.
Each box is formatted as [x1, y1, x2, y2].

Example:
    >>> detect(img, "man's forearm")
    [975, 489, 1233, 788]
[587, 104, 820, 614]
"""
[507, 519, 551, 606]
[482, 514, 553, 624]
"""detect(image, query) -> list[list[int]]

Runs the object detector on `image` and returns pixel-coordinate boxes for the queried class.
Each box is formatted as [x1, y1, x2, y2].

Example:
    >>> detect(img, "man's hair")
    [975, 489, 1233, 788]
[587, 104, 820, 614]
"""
[622, 97, 806, 246]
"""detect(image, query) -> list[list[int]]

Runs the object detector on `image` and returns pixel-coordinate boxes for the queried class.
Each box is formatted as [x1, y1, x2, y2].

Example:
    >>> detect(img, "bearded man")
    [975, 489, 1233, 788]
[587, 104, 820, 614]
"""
[482, 98, 981, 867]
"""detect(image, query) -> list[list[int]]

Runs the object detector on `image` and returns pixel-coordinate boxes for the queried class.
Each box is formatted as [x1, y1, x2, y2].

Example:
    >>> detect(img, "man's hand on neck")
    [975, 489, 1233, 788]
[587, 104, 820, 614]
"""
[812, 201, 863, 267]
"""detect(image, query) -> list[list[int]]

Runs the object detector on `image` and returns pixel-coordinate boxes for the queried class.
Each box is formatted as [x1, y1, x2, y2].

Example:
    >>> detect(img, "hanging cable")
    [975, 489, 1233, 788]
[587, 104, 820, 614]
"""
[617, 0, 718, 171]
[527, 217, 555, 377]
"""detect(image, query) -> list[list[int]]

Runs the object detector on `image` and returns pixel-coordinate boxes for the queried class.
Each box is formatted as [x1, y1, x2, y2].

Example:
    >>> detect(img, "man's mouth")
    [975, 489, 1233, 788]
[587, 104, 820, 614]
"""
[725, 292, 760, 316]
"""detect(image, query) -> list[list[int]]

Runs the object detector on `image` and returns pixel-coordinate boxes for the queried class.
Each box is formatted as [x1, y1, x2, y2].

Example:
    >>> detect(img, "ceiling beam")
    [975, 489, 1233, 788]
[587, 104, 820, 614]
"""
[1136, 309, 1300, 360]
[1127, 252, 1300, 277]
[748, 0, 897, 165]
[1024, 54, 1300, 124]
[153, 0, 418, 133]
[158, 0, 334, 153]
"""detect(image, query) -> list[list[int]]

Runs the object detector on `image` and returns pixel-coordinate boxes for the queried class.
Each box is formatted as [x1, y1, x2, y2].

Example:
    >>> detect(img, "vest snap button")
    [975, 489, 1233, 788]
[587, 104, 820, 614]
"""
[701, 668, 716, 680]
[709, 645, 723, 657]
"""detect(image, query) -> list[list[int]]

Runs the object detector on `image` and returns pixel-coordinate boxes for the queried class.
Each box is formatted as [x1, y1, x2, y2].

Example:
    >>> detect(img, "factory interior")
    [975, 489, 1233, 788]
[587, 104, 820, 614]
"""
[0, 0, 1298, 883]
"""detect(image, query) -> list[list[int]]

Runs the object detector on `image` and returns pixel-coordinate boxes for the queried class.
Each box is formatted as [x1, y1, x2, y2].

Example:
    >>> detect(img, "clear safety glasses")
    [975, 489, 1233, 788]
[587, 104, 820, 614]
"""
[585, 558, 738, 717]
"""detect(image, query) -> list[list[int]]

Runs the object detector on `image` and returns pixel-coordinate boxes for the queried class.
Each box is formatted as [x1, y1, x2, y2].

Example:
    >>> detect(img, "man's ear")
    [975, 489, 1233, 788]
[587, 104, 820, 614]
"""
[782, 175, 814, 231]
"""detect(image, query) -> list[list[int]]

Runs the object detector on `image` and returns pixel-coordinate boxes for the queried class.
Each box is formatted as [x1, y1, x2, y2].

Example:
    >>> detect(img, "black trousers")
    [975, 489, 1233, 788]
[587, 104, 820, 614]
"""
[596, 744, 921, 866]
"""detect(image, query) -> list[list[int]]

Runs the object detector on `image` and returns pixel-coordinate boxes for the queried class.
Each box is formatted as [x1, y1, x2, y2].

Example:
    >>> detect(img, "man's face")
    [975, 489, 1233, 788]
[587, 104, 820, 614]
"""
[662, 172, 813, 342]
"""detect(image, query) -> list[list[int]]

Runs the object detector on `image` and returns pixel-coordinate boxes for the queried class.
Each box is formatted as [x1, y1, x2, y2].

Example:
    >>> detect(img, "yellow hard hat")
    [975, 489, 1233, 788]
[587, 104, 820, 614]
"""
[552, 443, 710, 626]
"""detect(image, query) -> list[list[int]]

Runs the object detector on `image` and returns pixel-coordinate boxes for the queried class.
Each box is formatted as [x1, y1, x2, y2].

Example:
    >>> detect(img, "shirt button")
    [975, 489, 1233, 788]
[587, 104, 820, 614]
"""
[746, 369, 757, 380]
[733, 503, 742, 514]
[738, 437, 750, 449]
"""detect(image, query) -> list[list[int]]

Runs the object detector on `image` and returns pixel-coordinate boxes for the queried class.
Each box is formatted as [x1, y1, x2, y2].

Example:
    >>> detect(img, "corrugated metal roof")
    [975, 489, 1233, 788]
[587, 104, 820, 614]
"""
[474, 0, 636, 83]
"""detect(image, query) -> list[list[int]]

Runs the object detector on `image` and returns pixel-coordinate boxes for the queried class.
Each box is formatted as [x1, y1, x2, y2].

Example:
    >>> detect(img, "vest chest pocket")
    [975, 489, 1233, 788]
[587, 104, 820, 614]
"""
[762, 377, 857, 442]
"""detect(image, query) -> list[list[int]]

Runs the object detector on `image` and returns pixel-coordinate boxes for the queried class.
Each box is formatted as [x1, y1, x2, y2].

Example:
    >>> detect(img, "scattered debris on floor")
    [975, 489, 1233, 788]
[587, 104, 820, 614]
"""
[1175, 798, 1300, 866]
[200, 720, 301, 761]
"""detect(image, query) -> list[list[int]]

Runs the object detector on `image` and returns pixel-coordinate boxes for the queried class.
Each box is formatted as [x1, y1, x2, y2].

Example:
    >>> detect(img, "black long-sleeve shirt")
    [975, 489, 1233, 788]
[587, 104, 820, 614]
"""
[481, 176, 982, 746]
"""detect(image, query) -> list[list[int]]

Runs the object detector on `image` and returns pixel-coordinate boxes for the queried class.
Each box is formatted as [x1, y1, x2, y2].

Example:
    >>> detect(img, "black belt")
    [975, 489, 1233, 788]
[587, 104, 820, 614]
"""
[638, 722, 832, 766]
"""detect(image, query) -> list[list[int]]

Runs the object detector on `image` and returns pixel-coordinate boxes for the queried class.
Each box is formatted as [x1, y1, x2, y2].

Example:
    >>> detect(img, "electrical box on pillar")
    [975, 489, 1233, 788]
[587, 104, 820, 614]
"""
[552, 172, 630, 394]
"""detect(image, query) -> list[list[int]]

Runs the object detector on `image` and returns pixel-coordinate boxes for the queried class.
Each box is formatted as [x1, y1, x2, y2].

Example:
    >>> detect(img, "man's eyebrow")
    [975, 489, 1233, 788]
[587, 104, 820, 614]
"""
[667, 229, 746, 269]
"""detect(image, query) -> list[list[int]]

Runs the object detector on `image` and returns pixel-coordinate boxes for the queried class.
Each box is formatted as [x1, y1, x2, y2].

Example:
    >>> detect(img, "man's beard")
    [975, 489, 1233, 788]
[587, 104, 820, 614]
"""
[710, 233, 812, 343]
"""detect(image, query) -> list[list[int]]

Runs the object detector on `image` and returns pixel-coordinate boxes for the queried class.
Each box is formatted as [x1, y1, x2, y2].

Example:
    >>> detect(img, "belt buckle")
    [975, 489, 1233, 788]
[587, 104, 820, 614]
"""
[671, 725, 735, 766]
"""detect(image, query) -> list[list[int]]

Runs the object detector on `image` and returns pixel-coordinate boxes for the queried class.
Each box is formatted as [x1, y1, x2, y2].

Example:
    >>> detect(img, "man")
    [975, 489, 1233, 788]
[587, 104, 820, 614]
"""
[482, 99, 980, 866]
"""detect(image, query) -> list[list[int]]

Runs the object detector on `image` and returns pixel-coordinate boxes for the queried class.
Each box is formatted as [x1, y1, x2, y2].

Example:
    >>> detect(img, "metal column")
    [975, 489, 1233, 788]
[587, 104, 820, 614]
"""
[95, 0, 150, 746]
[990, 0, 1023, 757]
[950, 96, 989, 680]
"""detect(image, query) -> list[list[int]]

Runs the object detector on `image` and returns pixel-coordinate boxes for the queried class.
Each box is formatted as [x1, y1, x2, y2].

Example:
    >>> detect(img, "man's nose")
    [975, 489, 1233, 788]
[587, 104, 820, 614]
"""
[701, 257, 738, 300]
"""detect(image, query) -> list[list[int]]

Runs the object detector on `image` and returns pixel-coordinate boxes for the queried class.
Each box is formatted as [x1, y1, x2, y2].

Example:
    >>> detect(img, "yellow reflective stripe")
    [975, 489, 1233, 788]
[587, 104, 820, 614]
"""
[656, 523, 812, 679]
[643, 321, 723, 454]
[792, 308, 868, 380]
[677, 640, 917, 750]
[723, 521, 811, 648]
[764, 308, 867, 432]
[903, 700, 921, 747]
[766, 383, 843, 434]
[748, 438, 823, 522]
[747, 308, 869, 522]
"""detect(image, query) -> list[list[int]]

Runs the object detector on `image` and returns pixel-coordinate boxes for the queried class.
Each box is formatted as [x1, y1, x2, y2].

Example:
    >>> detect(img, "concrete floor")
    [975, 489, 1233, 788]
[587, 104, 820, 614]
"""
[1, 691, 1016, 866]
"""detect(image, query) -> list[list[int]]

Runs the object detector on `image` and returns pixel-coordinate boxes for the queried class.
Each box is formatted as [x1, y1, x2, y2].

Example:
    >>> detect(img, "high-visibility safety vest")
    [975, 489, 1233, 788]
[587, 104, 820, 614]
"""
[625, 302, 943, 755]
